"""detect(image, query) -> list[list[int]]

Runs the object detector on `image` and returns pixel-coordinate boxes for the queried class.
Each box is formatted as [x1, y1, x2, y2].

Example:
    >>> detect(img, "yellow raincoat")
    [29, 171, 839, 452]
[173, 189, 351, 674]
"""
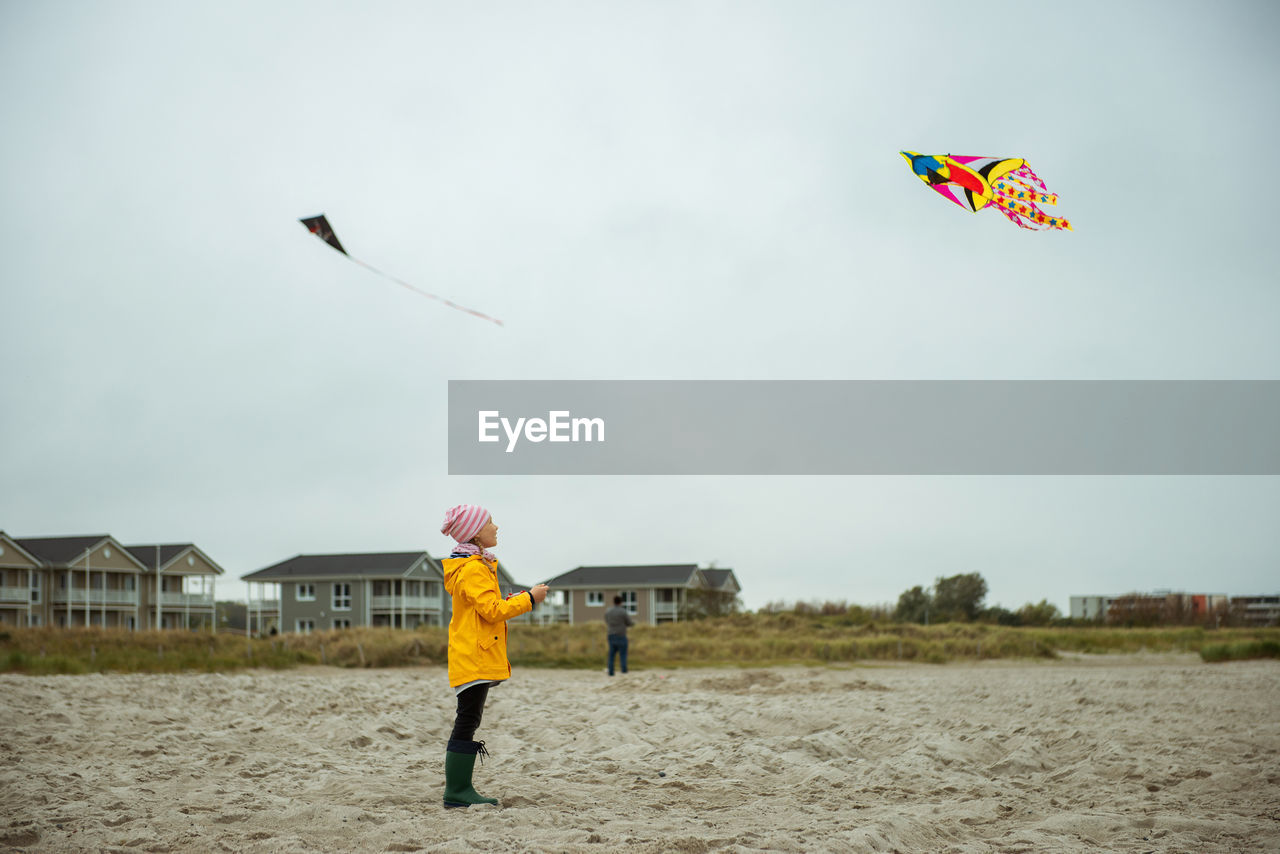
[443, 555, 533, 687]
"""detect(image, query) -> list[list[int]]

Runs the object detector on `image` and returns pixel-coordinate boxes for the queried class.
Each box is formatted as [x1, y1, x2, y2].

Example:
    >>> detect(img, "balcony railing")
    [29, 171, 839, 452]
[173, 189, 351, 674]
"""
[0, 586, 31, 603]
[529, 602, 571, 622]
[51, 590, 139, 607]
[249, 599, 281, 612]
[370, 595, 443, 611]
[654, 601, 679, 617]
[160, 592, 215, 608]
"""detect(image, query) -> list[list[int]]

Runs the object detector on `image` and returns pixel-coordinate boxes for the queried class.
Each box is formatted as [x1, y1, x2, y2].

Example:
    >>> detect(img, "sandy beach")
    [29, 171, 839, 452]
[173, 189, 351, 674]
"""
[1, 656, 1277, 853]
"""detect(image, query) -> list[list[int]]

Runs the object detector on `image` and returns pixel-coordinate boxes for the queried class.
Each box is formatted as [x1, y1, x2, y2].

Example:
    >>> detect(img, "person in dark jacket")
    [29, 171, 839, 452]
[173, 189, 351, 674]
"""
[604, 595, 634, 675]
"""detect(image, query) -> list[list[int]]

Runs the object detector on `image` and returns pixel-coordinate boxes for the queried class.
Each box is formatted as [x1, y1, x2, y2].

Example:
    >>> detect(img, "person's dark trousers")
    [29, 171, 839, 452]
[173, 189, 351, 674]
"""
[607, 634, 628, 675]
[450, 683, 489, 741]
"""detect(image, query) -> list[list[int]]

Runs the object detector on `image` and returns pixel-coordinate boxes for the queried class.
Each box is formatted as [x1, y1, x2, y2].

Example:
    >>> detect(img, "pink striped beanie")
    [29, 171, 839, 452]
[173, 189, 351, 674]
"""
[441, 504, 491, 544]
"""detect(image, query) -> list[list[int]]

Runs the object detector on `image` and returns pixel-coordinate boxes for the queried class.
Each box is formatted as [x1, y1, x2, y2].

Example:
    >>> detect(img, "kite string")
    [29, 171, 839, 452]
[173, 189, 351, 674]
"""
[346, 256, 504, 327]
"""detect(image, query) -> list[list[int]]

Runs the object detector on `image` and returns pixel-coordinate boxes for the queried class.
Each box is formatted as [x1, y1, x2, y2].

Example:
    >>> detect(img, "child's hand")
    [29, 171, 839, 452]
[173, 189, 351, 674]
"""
[530, 584, 550, 604]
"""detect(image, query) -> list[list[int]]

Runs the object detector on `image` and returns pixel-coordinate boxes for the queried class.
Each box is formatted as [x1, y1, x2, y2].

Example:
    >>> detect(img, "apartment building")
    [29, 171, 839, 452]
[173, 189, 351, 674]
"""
[242, 551, 527, 634]
[538, 564, 742, 625]
[1071, 590, 1277, 626]
[0, 532, 223, 630]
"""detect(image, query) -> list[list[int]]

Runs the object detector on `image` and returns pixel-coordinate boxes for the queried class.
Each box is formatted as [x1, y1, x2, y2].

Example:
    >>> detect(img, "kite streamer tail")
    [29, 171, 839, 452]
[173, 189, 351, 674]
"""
[1010, 164, 1049, 192]
[991, 179, 1058, 207]
[992, 196, 1071, 231]
[993, 202, 1038, 230]
[347, 257, 504, 327]
[994, 162, 1070, 229]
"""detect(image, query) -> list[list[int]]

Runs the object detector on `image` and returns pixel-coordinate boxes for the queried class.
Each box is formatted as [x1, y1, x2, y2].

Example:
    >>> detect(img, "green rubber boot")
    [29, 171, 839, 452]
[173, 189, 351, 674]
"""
[443, 740, 499, 808]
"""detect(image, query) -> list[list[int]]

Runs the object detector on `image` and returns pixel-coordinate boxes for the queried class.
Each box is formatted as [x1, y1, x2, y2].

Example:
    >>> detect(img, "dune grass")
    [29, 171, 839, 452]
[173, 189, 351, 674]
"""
[1, 619, 1277, 675]
[1198, 639, 1280, 663]
[0, 627, 311, 675]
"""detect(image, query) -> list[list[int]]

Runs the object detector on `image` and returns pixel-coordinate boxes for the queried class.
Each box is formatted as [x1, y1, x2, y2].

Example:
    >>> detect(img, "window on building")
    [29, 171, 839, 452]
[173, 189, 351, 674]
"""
[30, 575, 40, 603]
[333, 618, 352, 630]
[296, 583, 316, 602]
[332, 583, 352, 611]
[295, 619, 315, 634]
[620, 590, 638, 615]
[124, 575, 136, 591]
[586, 591, 604, 607]
[27, 613, 41, 627]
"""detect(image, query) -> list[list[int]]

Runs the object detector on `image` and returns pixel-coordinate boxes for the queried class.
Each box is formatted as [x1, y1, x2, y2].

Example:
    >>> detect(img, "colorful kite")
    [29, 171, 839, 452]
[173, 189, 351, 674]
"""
[299, 214, 503, 326]
[900, 152, 1071, 231]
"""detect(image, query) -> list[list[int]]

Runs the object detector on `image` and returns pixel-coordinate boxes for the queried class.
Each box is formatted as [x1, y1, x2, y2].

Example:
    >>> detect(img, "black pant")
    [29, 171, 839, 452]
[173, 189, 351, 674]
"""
[450, 683, 489, 742]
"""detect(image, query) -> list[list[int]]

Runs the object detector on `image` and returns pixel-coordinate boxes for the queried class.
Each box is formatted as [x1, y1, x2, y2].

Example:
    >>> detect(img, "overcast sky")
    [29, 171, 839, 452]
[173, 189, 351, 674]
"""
[2, 1, 1277, 613]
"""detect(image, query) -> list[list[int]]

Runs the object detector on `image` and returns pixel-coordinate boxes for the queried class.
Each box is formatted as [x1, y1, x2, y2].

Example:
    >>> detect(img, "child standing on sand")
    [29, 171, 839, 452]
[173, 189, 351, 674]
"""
[439, 504, 549, 809]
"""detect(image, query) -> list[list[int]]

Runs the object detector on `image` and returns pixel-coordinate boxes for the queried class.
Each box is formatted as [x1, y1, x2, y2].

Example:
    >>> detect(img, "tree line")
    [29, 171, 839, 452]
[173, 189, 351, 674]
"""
[886, 572, 1060, 626]
[764, 573, 1062, 626]
[765, 573, 1269, 628]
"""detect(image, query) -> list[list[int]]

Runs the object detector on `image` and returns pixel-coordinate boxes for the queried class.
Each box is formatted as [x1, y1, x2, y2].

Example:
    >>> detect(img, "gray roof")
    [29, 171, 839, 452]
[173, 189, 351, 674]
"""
[125, 544, 197, 570]
[15, 535, 113, 566]
[701, 568, 739, 591]
[543, 564, 701, 587]
[243, 552, 439, 581]
[0, 532, 42, 566]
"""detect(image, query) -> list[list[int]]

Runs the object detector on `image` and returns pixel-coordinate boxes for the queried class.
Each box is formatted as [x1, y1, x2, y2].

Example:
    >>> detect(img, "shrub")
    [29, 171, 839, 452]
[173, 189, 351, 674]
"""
[1200, 640, 1280, 663]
